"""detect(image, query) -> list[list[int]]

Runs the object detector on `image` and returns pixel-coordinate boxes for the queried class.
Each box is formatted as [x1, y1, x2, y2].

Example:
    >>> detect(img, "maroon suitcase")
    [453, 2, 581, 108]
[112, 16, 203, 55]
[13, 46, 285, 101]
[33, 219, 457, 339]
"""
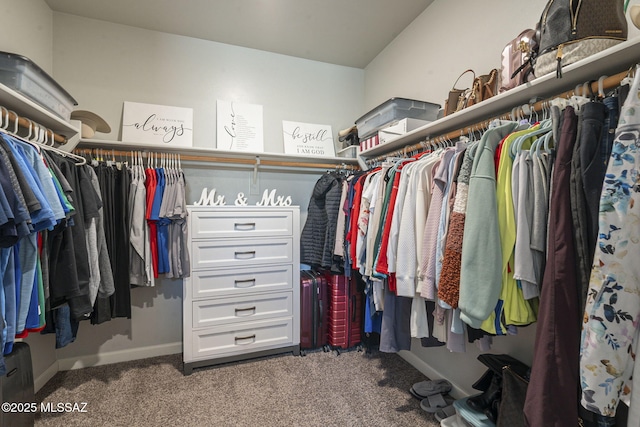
[299, 270, 329, 355]
[326, 273, 363, 354]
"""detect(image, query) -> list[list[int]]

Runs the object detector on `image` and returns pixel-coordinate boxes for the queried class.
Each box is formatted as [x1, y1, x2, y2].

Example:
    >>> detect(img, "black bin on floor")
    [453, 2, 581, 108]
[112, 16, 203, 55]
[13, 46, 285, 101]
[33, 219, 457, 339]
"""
[1, 342, 35, 427]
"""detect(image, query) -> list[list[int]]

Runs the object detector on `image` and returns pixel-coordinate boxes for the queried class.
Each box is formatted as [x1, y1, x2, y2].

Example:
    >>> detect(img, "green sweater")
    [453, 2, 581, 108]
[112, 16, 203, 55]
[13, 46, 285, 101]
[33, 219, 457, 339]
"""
[459, 121, 517, 329]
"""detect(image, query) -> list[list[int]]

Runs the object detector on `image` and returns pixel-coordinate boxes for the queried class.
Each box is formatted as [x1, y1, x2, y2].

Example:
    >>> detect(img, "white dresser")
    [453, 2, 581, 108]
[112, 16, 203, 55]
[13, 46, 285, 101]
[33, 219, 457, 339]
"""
[183, 206, 301, 374]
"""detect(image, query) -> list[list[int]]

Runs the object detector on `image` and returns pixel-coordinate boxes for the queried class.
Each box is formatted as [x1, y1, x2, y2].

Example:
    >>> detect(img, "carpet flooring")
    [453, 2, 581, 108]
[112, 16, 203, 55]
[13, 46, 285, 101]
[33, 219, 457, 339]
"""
[35, 349, 443, 426]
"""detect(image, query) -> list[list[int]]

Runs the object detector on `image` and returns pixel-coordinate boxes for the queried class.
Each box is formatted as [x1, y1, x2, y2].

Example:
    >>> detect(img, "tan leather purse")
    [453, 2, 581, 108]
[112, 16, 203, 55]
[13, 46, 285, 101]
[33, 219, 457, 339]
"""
[444, 69, 475, 116]
[467, 69, 499, 108]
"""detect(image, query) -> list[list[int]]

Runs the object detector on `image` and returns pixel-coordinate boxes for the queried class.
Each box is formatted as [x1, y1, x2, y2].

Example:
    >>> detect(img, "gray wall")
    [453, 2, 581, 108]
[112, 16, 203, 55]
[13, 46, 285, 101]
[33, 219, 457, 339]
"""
[48, 13, 359, 367]
[0, 0, 53, 73]
[51, 12, 364, 153]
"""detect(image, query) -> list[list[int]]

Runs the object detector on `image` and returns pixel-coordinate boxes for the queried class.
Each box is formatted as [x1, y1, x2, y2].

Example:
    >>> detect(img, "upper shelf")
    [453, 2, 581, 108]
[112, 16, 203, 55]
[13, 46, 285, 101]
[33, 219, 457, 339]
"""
[0, 82, 80, 142]
[77, 138, 359, 169]
[359, 36, 640, 159]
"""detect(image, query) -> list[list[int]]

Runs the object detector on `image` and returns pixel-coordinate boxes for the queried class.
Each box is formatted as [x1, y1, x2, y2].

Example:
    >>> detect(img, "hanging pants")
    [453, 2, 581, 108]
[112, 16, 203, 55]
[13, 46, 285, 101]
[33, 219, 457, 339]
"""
[524, 106, 581, 427]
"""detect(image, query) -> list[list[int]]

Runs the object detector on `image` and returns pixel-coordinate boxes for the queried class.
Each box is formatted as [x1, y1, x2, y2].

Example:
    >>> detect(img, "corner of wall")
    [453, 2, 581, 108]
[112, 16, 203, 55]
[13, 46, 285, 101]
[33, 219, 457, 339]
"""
[34, 360, 60, 393]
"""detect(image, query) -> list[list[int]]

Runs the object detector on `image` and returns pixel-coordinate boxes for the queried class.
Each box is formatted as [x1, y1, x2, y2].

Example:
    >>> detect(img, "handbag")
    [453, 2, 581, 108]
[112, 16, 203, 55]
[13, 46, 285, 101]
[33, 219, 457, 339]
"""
[500, 29, 537, 93]
[497, 366, 529, 427]
[534, 0, 627, 78]
[444, 69, 475, 116]
[467, 69, 499, 107]
[470, 354, 530, 424]
[472, 353, 530, 391]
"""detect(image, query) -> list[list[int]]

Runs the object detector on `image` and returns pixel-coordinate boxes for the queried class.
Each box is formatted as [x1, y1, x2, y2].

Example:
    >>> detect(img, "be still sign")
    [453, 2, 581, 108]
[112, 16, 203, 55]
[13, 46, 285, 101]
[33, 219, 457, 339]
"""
[122, 101, 193, 147]
[282, 121, 335, 157]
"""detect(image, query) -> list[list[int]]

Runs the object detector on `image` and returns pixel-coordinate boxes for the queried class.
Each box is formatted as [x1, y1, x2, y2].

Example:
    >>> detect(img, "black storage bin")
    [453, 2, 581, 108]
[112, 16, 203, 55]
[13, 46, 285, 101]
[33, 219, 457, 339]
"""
[1, 342, 35, 427]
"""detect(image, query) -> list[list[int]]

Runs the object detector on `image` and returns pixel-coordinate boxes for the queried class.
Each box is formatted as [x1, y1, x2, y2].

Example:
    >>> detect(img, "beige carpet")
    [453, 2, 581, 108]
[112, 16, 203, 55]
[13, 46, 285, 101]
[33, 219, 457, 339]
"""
[35, 349, 443, 426]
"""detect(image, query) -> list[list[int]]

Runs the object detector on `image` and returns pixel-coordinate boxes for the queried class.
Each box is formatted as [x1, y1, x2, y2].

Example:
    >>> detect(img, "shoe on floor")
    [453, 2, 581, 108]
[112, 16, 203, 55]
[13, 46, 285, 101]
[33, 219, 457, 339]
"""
[410, 378, 452, 399]
[420, 393, 455, 414]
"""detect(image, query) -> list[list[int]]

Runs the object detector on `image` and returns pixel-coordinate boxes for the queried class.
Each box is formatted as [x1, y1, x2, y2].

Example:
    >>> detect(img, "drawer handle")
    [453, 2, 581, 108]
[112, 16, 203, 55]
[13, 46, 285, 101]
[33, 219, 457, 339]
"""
[234, 250, 256, 258]
[235, 334, 256, 344]
[234, 278, 256, 287]
[235, 306, 256, 316]
[234, 222, 256, 229]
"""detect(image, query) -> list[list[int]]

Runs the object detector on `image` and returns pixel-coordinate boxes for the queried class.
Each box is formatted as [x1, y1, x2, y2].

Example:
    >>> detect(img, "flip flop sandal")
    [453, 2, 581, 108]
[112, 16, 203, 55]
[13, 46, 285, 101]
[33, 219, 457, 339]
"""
[420, 393, 456, 413]
[410, 378, 453, 399]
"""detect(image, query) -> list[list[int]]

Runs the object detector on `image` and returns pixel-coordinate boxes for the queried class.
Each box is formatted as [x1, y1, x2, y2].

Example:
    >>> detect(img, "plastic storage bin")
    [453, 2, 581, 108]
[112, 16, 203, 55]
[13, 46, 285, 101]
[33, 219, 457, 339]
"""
[0, 51, 77, 121]
[355, 97, 440, 139]
[441, 413, 466, 427]
[453, 397, 496, 427]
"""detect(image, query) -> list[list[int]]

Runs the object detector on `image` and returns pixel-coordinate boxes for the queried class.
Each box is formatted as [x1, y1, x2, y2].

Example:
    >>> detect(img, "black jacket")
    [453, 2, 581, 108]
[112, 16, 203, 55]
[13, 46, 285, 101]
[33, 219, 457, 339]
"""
[300, 172, 343, 271]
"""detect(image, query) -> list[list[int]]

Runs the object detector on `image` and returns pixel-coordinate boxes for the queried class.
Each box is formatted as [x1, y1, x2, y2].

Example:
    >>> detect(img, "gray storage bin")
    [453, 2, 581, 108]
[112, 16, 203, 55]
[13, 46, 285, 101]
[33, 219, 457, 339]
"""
[0, 51, 77, 121]
[355, 97, 440, 139]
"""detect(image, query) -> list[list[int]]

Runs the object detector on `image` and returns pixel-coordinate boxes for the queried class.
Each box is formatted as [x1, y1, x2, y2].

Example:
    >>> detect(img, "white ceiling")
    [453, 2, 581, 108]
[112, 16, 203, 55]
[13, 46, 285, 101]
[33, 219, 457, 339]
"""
[44, 0, 434, 69]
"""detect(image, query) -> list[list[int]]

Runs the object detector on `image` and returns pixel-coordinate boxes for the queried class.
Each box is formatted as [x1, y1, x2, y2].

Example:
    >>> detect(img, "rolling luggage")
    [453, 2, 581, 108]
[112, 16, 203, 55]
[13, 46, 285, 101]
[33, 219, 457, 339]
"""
[1, 342, 35, 427]
[326, 273, 363, 354]
[299, 270, 329, 355]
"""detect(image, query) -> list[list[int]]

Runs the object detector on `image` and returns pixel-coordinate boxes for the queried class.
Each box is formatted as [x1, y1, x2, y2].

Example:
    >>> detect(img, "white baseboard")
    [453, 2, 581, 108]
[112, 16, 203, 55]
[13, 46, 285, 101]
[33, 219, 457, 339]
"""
[57, 342, 182, 371]
[34, 361, 60, 393]
[398, 350, 473, 399]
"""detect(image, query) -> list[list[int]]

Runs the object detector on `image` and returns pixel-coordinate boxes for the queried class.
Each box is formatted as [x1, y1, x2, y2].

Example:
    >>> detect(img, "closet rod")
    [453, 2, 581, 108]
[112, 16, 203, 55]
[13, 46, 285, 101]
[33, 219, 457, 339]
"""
[366, 69, 630, 165]
[1, 108, 67, 144]
[79, 148, 359, 171]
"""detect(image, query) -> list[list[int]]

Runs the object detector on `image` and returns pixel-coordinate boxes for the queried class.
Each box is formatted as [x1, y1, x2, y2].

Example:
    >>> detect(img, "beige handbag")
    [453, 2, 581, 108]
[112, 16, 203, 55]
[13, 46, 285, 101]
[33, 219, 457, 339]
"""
[444, 69, 475, 116]
[467, 69, 499, 108]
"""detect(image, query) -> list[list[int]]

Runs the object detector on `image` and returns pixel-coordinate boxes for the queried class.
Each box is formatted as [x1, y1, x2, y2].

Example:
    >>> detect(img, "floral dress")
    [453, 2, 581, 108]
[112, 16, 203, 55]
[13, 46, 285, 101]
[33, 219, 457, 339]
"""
[580, 68, 640, 421]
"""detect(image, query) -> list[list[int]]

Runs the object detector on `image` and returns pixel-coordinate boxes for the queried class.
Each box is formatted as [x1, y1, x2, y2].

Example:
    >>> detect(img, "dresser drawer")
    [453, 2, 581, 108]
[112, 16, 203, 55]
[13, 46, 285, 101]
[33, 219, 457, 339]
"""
[191, 238, 293, 270]
[193, 292, 293, 328]
[191, 210, 293, 239]
[192, 318, 293, 359]
[189, 265, 293, 299]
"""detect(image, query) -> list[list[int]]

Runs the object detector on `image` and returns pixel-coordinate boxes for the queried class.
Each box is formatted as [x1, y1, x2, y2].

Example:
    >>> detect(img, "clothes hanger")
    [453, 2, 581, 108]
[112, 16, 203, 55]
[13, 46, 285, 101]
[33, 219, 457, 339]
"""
[44, 143, 87, 166]
[36, 125, 46, 145]
[542, 128, 554, 153]
[6, 117, 87, 166]
[0, 106, 7, 130]
[511, 118, 552, 157]
[597, 75, 608, 99]
[620, 65, 636, 86]
[41, 126, 48, 146]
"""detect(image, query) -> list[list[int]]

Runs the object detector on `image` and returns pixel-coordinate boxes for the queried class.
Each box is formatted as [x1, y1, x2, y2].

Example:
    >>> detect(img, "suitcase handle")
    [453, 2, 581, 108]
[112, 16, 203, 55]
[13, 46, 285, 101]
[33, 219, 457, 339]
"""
[318, 300, 323, 326]
[351, 295, 356, 322]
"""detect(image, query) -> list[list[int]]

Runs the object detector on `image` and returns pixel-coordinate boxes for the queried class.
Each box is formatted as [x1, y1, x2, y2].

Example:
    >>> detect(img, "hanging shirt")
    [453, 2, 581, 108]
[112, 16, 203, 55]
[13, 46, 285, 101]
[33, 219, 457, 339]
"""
[144, 167, 159, 277]
[580, 72, 640, 421]
[459, 121, 517, 330]
[0, 136, 55, 232]
[495, 125, 540, 330]
[438, 142, 478, 309]
[374, 161, 411, 278]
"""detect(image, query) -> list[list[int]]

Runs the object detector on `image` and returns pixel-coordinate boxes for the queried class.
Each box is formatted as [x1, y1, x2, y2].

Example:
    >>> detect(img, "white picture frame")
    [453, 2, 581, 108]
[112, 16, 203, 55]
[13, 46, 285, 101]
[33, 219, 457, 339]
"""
[121, 101, 193, 147]
[216, 100, 264, 152]
[282, 120, 335, 157]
